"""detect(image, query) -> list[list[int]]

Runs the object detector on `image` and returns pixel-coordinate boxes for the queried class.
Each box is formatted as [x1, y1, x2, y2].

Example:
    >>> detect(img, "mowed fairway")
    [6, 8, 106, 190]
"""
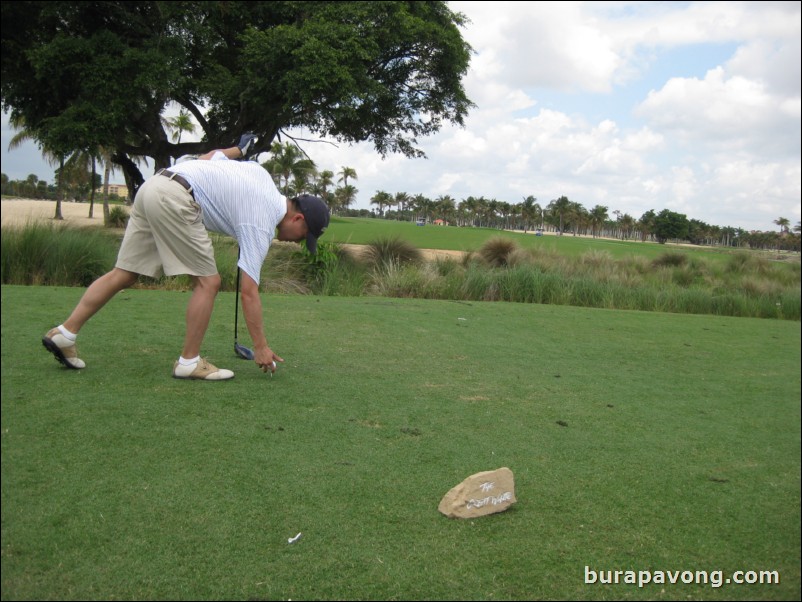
[325, 216, 755, 263]
[1, 284, 800, 600]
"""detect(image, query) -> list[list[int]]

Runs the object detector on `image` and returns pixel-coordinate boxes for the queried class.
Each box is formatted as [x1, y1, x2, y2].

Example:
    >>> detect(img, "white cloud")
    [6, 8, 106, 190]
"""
[455, 1, 622, 93]
[635, 66, 799, 158]
[727, 37, 802, 97]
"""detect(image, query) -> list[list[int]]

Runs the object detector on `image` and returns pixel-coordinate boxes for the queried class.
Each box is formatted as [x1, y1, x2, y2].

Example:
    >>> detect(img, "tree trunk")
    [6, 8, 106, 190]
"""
[88, 155, 96, 218]
[54, 156, 64, 220]
[103, 160, 111, 225]
[113, 153, 145, 203]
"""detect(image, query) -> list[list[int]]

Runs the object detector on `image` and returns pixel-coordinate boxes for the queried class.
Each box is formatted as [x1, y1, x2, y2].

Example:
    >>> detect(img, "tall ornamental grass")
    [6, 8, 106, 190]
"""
[0, 221, 118, 286]
[2, 223, 799, 320]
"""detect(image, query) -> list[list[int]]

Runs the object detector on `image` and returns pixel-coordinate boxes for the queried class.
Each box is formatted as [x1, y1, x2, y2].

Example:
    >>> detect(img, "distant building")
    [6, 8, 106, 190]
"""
[94, 183, 129, 200]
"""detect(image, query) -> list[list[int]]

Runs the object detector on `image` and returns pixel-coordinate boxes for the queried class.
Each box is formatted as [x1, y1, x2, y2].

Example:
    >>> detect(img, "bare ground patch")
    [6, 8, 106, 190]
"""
[2, 198, 107, 229]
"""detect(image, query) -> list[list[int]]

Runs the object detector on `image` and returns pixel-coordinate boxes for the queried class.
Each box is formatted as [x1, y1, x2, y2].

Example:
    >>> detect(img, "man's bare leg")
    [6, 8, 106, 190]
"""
[63, 267, 140, 334]
[181, 274, 221, 359]
[43, 267, 139, 369]
[172, 273, 234, 380]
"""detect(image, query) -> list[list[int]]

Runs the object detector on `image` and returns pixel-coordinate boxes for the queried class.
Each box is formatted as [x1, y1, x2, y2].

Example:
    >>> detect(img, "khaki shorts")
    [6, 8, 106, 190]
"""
[116, 175, 217, 278]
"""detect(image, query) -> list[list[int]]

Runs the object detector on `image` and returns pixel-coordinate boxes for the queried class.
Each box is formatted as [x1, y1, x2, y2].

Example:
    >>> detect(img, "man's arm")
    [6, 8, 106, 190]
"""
[239, 270, 282, 373]
[198, 133, 258, 161]
[198, 147, 243, 161]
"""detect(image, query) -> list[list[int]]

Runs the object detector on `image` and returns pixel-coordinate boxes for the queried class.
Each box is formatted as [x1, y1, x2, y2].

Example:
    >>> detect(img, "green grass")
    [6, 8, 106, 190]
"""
[2, 285, 800, 600]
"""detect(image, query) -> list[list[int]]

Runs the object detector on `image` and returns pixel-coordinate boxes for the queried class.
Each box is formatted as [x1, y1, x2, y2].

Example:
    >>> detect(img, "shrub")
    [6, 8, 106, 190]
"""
[431, 256, 462, 278]
[316, 259, 366, 297]
[725, 251, 782, 280]
[106, 205, 129, 228]
[652, 251, 688, 267]
[363, 237, 422, 267]
[580, 249, 614, 268]
[478, 237, 517, 267]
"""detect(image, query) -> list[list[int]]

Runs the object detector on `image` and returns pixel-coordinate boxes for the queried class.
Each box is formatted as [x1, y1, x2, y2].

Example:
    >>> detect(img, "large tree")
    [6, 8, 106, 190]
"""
[652, 209, 690, 244]
[1, 1, 473, 196]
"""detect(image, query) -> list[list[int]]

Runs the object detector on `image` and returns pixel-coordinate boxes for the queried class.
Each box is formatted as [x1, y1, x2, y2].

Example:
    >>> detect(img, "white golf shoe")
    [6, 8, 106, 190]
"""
[173, 358, 234, 381]
[42, 327, 86, 369]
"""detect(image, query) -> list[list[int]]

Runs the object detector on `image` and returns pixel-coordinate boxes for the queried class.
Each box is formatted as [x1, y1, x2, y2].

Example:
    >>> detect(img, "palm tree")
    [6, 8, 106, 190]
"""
[264, 142, 316, 196]
[547, 196, 572, 235]
[315, 170, 335, 205]
[394, 192, 410, 220]
[164, 108, 196, 163]
[338, 166, 358, 188]
[435, 195, 456, 224]
[566, 202, 588, 236]
[638, 210, 657, 242]
[520, 196, 540, 233]
[60, 148, 105, 218]
[411, 194, 432, 223]
[370, 190, 393, 216]
[459, 196, 480, 227]
[474, 197, 492, 228]
[97, 147, 119, 225]
[291, 160, 318, 196]
[484, 199, 500, 228]
[23, 174, 39, 198]
[7, 114, 66, 219]
[335, 184, 358, 213]
[57, 151, 89, 201]
[589, 205, 609, 238]
[774, 217, 790, 235]
[88, 154, 97, 218]
[619, 213, 636, 240]
[496, 201, 512, 229]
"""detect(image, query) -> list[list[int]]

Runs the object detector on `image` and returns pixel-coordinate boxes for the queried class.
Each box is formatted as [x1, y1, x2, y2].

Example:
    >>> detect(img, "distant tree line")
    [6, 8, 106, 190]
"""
[7, 140, 799, 253]
[0, 170, 125, 204]
[256, 145, 801, 253]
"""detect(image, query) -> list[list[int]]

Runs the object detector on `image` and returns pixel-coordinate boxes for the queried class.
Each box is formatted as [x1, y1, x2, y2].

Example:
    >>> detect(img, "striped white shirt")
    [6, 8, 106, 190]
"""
[170, 153, 286, 284]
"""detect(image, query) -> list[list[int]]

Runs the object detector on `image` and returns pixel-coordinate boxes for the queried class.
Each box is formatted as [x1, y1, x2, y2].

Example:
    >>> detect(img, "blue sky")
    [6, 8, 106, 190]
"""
[3, 1, 800, 232]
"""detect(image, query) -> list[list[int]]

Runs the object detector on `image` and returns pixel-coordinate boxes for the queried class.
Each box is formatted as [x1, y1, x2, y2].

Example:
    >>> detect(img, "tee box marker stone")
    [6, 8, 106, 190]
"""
[438, 467, 517, 519]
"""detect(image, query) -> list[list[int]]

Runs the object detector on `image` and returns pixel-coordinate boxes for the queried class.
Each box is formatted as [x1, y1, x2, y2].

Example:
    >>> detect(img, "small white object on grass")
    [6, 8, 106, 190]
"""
[288, 532, 302, 544]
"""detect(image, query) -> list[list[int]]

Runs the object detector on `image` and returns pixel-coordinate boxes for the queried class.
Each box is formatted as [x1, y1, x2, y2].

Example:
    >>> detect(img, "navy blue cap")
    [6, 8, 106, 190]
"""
[294, 194, 330, 254]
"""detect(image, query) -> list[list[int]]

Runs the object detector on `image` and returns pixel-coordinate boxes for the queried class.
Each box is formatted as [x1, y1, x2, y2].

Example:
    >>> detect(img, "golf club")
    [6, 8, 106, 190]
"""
[234, 254, 254, 360]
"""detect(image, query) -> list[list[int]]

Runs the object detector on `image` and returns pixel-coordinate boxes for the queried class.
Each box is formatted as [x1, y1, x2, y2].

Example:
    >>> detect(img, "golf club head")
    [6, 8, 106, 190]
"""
[234, 342, 254, 360]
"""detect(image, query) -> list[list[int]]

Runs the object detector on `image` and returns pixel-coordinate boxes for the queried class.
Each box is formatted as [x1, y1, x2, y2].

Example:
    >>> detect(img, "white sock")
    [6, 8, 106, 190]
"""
[57, 325, 77, 341]
[179, 355, 200, 366]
